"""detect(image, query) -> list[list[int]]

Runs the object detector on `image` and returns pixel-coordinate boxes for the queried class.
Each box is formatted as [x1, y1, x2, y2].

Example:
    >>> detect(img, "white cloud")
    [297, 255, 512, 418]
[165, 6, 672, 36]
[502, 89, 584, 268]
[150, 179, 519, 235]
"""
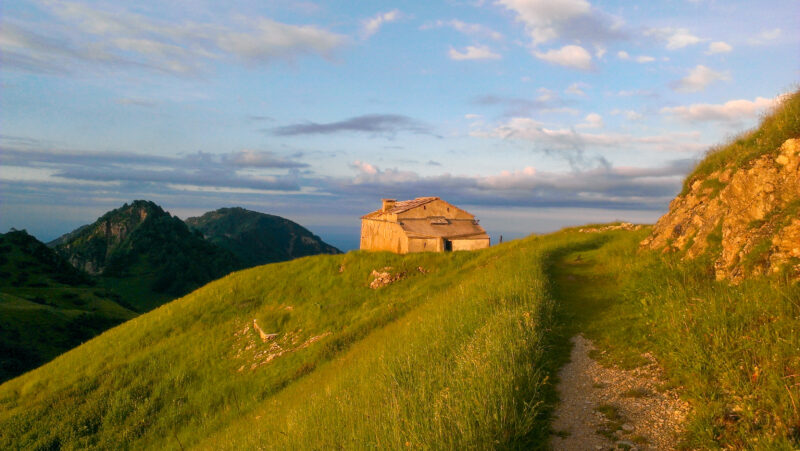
[425, 19, 503, 40]
[748, 28, 781, 45]
[594, 45, 606, 59]
[577, 113, 603, 128]
[1, 3, 348, 75]
[471, 116, 705, 153]
[672, 65, 729, 92]
[349, 161, 418, 184]
[361, 10, 401, 38]
[616, 50, 630, 60]
[645, 27, 702, 50]
[449, 45, 501, 61]
[706, 41, 732, 54]
[218, 19, 346, 63]
[661, 96, 779, 123]
[534, 45, 592, 70]
[495, 0, 625, 46]
[496, 0, 590, 44]
[611, 109, 643, 121]
[636, 55, 655, 63]
[565, 82, 589, 96]
[351, 160, 379, 175]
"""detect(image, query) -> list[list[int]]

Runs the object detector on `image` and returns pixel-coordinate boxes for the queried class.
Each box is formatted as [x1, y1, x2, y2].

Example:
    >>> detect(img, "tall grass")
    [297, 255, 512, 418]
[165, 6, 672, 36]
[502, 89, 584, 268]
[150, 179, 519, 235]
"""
[551, 230, 800, 449]
[0, 231, 601, 450]
[197, 233, 603, 449]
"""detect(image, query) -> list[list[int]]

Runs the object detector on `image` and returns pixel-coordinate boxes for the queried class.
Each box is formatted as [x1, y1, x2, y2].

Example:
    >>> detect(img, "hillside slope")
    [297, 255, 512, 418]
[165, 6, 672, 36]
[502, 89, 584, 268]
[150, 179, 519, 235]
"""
[0, 231, 136, 382]
[50, 201, 242, 309]
[641, 90, 800, 282]
[185, 207, 340, 266]
[0, 231, 604, 450]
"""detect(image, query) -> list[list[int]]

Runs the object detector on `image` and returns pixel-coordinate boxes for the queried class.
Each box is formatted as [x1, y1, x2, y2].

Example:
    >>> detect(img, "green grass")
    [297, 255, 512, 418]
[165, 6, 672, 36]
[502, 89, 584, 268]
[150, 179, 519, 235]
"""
[595, 403, 625, 440]
[0, 231, 605, 450]
[1, 227, 797, 450]
[681, 88, 800, 196]
[550, 229, 800, 449]
[0, 231, 137, 382]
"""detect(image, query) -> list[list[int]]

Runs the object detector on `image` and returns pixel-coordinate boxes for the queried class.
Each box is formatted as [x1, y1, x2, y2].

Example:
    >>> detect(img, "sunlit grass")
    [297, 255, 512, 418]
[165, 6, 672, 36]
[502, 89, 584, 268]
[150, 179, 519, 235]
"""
[551, 230, 800, 449]
[0, 230, 603, 450]
[1, 227, 797, 449]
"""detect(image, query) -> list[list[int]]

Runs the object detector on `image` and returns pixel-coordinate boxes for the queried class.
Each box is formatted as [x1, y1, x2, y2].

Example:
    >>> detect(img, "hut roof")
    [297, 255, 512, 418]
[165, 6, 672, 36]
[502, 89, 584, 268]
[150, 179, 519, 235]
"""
[399, 218, 488, 240]
[361, 196, 440, 219]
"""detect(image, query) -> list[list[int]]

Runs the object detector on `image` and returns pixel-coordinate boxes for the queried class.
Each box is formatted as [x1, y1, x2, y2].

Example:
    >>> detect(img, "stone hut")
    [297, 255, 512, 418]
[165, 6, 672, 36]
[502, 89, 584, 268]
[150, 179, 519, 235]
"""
[360, 197, 490, 253]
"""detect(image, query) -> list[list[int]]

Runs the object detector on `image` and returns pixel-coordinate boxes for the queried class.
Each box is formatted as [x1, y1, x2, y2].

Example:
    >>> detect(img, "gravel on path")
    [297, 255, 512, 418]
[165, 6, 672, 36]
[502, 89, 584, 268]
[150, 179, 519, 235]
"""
[550, 335, 690, 451]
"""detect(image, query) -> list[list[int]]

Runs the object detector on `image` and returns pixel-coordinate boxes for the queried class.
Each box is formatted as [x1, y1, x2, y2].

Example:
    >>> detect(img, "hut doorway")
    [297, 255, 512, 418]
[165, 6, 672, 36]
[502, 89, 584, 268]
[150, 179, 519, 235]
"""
[444, 239, 453, 252]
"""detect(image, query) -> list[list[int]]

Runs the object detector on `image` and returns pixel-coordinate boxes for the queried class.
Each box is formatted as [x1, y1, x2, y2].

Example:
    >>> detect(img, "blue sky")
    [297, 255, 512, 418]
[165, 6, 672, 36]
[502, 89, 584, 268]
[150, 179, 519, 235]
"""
[1, 0, 798, 250]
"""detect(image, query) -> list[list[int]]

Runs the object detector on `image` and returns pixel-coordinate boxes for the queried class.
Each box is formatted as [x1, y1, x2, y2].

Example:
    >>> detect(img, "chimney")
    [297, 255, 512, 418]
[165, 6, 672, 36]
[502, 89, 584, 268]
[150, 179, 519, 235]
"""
[382, 198, 396, 212]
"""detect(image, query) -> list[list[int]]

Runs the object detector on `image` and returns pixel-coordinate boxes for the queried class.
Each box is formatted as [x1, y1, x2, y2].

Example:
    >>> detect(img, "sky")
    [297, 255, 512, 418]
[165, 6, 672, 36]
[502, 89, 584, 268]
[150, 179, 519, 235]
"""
[1, 0, 798, 251]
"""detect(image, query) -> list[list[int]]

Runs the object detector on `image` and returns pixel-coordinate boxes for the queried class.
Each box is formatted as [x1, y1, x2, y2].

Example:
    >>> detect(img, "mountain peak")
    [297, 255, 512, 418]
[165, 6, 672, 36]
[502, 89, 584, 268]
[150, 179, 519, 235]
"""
[186, 207, 340, 266]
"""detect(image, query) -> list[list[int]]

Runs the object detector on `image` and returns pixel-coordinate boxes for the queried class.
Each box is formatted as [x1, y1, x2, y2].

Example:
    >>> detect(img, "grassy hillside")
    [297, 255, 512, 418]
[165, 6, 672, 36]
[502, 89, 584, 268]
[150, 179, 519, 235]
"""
[185, 207, 340, 266]
[550, 230, 800, 449]
[0, 231, 136, 383]
[1, 228, 797, 449]
[0, 230, 603, 449]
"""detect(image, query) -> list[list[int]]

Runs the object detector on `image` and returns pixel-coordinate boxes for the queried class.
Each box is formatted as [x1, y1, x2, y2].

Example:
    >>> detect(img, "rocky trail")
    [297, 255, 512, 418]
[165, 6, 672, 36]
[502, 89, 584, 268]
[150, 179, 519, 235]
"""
[550, 335, 690, 450]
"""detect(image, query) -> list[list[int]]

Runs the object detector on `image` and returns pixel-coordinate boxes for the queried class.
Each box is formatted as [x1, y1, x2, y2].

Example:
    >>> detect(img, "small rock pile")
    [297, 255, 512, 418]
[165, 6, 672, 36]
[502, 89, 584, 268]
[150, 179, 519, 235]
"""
[369, 267, 406, 289]
[579, 223, 642, 233]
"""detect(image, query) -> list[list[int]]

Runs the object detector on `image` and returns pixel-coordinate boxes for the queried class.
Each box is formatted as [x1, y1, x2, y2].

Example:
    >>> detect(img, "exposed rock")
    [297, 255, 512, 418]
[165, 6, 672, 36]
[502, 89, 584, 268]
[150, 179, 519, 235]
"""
[369, 267, 407, 289]
[642, 138, 800, 282]
[252, 319, 277, 343]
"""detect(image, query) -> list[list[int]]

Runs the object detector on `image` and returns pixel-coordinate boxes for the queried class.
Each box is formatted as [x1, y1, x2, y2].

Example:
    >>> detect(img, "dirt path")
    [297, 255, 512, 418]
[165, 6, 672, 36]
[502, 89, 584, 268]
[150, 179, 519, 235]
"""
[550, 335, 690, 450]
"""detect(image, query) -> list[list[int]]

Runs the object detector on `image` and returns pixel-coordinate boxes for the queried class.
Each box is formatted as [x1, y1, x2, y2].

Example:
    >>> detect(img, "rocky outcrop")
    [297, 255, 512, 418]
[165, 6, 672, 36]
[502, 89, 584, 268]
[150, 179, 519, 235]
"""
[50, 200, 165, 274]
[641, 139, 800, 282]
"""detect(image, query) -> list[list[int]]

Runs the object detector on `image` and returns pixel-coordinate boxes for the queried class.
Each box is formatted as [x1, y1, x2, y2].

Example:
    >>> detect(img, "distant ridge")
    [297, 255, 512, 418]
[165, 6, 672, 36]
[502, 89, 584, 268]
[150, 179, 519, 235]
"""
[185, 207, 340, 266]
[0, 230, 135, 382]
[50, 200, 241, 308]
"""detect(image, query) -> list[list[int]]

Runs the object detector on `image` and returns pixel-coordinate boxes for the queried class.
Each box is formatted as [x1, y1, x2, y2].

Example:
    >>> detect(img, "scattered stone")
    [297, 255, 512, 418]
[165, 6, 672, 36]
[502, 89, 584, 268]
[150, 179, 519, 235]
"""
[369, 268, 407, 289]
[580, 223, 642, 233]
[549, 335, 689, 450]
[252, 319, 277, 342]
[232, 320, 331, 371]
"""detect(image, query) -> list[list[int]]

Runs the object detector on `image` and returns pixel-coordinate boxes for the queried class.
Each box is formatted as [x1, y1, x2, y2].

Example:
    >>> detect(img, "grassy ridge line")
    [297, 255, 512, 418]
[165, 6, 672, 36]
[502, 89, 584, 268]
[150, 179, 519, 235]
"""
[197, 232, 604, 449]
[0, 232, 600, 450]
[551, 230, 800, 449]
